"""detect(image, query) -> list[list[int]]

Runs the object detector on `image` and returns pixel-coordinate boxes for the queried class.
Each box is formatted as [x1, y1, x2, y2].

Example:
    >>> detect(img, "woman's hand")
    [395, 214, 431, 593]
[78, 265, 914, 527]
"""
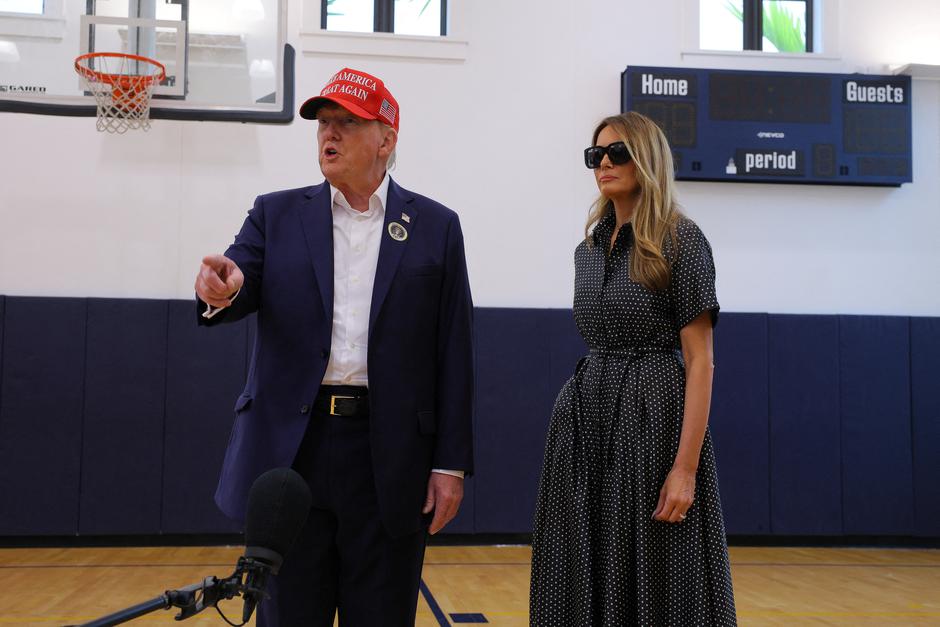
[652, 466, 696, 523]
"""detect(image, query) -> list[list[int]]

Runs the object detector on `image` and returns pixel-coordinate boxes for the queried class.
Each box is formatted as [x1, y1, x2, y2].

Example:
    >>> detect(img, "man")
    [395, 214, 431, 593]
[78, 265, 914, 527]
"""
[194, 67, 474, 626]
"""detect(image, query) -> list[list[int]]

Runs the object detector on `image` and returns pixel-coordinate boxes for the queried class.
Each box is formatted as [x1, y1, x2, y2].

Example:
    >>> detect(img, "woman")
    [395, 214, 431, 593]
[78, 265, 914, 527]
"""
[530, 112, 737, 625]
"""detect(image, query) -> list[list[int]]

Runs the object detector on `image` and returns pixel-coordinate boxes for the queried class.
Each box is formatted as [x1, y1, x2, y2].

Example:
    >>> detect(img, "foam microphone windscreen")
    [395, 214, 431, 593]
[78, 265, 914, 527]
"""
[245, 468, 312, 565]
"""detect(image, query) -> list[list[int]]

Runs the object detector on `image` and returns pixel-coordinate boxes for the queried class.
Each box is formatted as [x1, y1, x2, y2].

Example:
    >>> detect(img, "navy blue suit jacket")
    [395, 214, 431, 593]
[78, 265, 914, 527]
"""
[198, 178, 474, 537]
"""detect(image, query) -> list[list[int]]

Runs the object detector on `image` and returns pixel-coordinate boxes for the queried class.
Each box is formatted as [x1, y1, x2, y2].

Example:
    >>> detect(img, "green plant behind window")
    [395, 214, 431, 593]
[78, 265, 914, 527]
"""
[411, 0, 433, 16]
[763, 2, 806, 52]
[327, 0, 434, 20]
[724, 1, 806, 52]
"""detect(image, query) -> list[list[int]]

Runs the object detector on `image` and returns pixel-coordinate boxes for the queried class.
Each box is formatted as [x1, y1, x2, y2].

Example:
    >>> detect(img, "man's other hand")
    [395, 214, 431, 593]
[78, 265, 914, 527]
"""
[422, 473, 464, 535]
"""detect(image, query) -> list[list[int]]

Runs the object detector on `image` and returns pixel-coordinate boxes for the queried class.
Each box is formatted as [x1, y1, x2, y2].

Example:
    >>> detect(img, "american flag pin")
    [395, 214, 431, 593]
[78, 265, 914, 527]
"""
[401, 213, 411, 223]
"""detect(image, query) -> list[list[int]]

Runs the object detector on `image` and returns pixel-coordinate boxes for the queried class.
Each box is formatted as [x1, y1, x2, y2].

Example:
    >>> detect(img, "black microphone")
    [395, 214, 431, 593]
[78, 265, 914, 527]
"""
[239, 467, 312, 623]
[72, 468, 311, 627]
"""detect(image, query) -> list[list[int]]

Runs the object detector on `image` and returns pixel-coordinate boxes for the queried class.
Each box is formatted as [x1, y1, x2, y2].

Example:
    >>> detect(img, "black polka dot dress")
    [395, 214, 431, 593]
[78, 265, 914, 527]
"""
[530, 213, 737, 626]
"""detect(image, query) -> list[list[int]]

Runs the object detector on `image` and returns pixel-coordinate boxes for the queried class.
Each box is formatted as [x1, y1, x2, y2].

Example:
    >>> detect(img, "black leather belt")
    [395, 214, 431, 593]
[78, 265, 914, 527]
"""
[314, 385, 369, 417]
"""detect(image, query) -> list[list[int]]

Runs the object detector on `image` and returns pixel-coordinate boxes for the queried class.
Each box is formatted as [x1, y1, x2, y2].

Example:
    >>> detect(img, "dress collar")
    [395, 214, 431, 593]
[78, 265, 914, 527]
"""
[592, 210, 617, 245]
[593, 210, 635, 251]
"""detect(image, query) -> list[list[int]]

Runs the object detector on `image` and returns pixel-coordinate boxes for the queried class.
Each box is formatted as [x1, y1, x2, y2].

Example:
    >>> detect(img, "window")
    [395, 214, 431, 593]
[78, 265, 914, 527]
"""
[0, 0, 65, 41]
[0, 0, 43, 14]
[321, 0, 445, 36]
[700, 0, 813, 53]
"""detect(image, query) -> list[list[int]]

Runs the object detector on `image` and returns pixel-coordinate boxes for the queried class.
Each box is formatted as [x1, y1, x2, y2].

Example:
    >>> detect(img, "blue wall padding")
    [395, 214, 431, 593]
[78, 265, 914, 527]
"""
[911, 317, 940, 537]
[840, 316, 914, 535]
[452, 310, 583, 534]
[710, 313, 771, 534]
[768, 315, 843, 535]
[161, 302, 245, 534]
[0, 296, 3, 419]
[0, 297, 3, 527]
[0, 296, 937, 539]
[79, 299, 168, 534]
[473, 309, 557, 533]
[545, 309, 588, 394]
[0, 298, 86, 535]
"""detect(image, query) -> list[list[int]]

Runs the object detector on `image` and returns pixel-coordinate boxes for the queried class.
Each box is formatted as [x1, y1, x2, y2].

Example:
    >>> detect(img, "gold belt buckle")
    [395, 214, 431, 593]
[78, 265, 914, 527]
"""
[330, 395, 355, 416]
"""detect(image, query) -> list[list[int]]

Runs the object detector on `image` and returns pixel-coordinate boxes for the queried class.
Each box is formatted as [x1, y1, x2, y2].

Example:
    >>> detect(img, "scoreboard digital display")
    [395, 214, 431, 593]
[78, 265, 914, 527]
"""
[621, 66, 912, 186]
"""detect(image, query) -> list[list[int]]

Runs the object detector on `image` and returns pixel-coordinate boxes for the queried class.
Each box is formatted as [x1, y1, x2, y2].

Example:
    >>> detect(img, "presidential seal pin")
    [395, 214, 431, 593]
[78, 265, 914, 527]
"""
[388, 222, 408, 241]
[401, 213, 411, 223]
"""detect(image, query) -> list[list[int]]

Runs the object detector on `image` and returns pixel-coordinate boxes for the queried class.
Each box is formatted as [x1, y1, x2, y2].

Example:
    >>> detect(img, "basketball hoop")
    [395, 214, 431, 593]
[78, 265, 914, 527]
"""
[74, 52, 166, 133]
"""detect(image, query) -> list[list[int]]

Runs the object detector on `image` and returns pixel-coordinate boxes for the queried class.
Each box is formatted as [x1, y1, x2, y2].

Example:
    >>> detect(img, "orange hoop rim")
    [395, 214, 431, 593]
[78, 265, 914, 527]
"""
[74, 52, 166, 87]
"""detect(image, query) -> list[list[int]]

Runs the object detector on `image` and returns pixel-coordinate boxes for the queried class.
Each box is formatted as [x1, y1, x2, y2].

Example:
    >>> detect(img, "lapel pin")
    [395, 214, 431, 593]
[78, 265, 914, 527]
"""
[401, 213, 411, 223]
[388, 221, 408, 242]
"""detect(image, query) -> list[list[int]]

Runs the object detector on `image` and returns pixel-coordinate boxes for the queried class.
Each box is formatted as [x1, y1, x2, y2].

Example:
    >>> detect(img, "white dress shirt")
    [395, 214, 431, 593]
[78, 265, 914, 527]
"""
[322, 175, 388, 386]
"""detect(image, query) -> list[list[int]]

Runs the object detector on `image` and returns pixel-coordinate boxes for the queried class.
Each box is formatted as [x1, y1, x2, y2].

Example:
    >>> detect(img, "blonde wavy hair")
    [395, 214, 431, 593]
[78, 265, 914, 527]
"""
[585, 112, 683, 292]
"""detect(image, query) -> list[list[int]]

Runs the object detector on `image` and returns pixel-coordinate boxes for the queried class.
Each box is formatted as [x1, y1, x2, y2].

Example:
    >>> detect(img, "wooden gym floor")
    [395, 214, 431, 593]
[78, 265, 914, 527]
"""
[0, 545, 938, 625]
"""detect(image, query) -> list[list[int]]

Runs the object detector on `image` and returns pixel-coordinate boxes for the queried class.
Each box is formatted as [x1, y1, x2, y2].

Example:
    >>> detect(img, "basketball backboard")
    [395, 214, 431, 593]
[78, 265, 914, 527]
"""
[0, 0, 293, 122]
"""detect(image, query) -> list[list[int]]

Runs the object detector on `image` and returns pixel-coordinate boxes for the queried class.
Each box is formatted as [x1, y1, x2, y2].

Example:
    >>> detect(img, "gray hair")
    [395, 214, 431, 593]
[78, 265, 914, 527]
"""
[382, 123, 397, 170]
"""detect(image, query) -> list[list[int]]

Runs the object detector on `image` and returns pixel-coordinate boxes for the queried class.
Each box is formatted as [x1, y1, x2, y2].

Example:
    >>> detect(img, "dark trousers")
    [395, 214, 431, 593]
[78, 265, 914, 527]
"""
[258, 403, 428, 627]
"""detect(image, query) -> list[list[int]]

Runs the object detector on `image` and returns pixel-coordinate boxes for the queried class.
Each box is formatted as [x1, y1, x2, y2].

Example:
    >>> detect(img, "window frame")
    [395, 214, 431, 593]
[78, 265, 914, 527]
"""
[683, 0, 838, 61]
[0, 0, 65, 40]
[0, 0, 44, 16]
[320, 0, 447, 36]
[742, 0, 813, 53]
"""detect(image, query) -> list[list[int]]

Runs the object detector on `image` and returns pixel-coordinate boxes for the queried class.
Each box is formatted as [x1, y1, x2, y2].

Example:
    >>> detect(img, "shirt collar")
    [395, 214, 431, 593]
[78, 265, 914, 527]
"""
[329, 172, 390, 217]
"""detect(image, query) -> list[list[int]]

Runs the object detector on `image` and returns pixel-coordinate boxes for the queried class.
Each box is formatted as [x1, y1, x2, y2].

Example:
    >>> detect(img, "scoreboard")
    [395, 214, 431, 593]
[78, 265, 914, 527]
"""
[621, 66, 912, 186]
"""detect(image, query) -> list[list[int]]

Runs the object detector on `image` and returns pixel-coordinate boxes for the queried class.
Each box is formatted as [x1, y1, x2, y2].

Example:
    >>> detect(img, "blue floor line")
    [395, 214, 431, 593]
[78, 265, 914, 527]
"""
[449, 613, 489, 623]
[419, 579, 451, 627]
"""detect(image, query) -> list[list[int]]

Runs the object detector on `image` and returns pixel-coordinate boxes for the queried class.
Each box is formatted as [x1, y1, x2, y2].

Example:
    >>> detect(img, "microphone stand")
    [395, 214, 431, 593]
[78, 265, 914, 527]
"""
[69, 556, 269, 627]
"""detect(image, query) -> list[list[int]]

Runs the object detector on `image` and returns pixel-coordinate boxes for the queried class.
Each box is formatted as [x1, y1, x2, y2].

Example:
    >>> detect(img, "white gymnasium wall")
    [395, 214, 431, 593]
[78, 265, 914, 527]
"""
[0, 0, 938, 315]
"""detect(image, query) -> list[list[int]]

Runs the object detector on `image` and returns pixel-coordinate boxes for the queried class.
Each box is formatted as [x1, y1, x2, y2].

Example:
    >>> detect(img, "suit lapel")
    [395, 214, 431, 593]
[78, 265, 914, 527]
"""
[298, 182, 334, 319]
[369, 178, 415, 336]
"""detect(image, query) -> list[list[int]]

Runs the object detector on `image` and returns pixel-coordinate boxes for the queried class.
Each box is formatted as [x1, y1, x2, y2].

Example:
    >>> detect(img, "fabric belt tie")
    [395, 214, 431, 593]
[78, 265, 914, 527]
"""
[580, 347, 680, 462]
[314, 385, 369, 417]
[588, 347, 678, 359]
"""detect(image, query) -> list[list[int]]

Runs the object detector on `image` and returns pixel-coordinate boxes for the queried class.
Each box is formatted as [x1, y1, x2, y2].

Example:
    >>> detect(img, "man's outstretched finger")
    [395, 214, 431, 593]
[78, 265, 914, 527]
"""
[202, 254, 231, 271]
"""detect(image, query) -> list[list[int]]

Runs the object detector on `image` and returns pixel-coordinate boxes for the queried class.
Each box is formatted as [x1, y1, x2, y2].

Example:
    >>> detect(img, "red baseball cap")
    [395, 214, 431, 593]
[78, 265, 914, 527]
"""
[299, 67, 400, 132]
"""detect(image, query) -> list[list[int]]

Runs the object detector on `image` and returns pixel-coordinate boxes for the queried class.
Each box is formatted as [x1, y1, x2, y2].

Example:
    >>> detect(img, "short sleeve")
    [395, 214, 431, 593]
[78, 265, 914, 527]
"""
[669, 219, 719, 329]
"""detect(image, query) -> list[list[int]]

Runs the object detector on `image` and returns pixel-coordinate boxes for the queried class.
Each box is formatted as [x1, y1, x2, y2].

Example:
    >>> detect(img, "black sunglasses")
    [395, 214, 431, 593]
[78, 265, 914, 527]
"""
[584, 141, 632, 169]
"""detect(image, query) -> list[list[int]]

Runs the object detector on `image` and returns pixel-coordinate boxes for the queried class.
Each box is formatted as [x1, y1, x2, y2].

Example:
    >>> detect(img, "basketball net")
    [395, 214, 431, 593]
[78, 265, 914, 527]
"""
[74, 52, 166, 133]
